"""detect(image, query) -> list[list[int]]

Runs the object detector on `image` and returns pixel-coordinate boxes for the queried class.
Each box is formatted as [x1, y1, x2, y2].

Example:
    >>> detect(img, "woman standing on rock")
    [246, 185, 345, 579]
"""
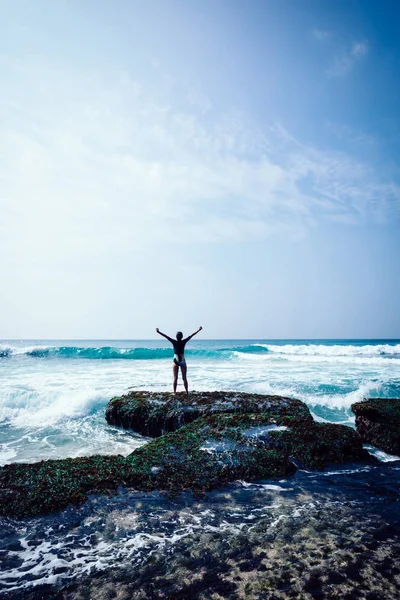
[156, 327, 203, 394]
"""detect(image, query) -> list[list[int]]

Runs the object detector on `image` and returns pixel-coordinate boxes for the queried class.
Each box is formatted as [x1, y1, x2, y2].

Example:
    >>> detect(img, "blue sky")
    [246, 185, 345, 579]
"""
[1, 0, 399, 338]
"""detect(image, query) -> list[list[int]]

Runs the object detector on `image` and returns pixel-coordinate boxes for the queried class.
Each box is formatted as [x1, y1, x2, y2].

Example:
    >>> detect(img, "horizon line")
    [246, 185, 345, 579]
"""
[1, 337, 399, 342]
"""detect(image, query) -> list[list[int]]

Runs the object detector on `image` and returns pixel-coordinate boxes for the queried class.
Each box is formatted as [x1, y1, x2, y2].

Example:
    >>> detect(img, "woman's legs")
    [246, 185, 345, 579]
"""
[181, 363, 188, 394]
[172, 363, 179, 393]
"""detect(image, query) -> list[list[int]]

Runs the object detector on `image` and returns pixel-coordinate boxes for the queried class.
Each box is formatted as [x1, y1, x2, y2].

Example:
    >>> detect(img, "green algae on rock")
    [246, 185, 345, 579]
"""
[123, 413, 297, 496]
[0, 455, 130, 518]
[268, 421, 374, 469]
[0, 409, 373, 518]
[105, 390, 313, 437]
[0, 413, 294, 517]
[352, 398, 400, 456]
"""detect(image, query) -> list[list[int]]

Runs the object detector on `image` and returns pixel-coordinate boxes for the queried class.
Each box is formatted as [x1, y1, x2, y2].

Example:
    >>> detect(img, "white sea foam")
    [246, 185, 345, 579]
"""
[258, 343, 400, 357]
[1, 339, 399, 464]
[236, 350, 400, 366]
[0, 499, 285, 592]
[0, 445, 17, 463]
[242, 425, 288, 438]
[299, 380, 383, 410]
[0, 380, 148, 465]
[364, 446, 400, 462]
[0, 382, 110, 428]
[321, 466, 372, 476]
[237, 481, 290, 491]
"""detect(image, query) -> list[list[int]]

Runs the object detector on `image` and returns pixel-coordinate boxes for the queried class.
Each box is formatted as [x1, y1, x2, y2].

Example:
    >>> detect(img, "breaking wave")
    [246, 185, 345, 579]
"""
[1, 341, 399, 362]
[262, 343, 400, 357]
[0, 346, 226, 360]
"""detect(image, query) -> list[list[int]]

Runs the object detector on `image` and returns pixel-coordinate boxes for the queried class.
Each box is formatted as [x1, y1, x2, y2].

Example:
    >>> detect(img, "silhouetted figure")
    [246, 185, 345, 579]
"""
[156, 327, 203, 394]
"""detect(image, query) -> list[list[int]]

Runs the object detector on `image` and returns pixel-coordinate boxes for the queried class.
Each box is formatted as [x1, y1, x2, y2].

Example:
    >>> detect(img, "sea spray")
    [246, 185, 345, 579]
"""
[0, 339, 399, 464]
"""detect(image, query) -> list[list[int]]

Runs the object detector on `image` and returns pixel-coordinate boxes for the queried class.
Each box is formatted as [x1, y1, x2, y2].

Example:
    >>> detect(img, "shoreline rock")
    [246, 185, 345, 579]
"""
[0, 392, 374, 518]
[105, 391, 313, 436]
[352, 398, 400, 456]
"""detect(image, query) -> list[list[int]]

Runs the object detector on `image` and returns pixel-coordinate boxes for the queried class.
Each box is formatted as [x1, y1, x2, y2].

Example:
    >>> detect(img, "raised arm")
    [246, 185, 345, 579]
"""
[184, 326, 203, 342]
[156, 328, 173, 342]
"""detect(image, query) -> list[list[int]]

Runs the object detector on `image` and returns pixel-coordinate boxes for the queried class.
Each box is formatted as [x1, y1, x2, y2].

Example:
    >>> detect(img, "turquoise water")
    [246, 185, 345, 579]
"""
[1, 339, 399, 465]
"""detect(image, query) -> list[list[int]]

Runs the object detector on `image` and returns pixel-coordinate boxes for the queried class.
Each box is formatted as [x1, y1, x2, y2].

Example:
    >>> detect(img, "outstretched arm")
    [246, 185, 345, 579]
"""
[156, 328, 173, 342]
[184, 326, 203, 342]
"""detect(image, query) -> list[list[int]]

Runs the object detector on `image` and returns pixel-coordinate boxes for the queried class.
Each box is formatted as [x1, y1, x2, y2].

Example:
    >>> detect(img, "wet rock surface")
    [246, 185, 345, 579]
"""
[352, 398, 400, 456]
[0, 408, 372, 518]
[2, 463, 400, 600]
[268, 420, 374, 469]
[105, 391, 313, 436]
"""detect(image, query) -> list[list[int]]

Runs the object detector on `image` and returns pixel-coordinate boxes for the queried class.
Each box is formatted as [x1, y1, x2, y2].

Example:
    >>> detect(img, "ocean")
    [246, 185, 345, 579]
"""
[1, 338, 399, 466]
[1, 338, 400, 597]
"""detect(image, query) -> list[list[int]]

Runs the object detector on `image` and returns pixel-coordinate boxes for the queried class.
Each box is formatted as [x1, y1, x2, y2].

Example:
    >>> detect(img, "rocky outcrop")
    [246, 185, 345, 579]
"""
[105, 391, 313, 436]
[0, 406, 372, 517]
[352, 398, 400, 456]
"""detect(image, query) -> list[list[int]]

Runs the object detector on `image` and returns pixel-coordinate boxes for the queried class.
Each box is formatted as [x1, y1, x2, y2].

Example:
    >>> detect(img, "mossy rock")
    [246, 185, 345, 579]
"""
[0, 413, 293, 517]
[105, 391, 312, 436]
[352, 398, 400, 456]
[0, 455, 128, 518]
[269, 421, 374, 469]
[123, 412, 298, 495]
[0, 412, 372, 518]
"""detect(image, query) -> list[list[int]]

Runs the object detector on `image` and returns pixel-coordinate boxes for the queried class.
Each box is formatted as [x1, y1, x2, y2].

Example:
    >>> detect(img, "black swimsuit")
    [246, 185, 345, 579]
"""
[171, 338, 188, 366]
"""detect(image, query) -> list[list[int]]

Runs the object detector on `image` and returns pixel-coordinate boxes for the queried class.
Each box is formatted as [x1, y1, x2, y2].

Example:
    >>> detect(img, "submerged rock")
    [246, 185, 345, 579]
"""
[51, 467, 400, 600]
[0, 409, 372, 517]
[105, 390, 313, 436]
[352, 398, 400, 456]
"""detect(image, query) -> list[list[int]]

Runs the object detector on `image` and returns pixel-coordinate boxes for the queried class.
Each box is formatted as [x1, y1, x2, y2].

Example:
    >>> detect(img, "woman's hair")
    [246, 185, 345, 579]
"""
[176, 331, 183, 340]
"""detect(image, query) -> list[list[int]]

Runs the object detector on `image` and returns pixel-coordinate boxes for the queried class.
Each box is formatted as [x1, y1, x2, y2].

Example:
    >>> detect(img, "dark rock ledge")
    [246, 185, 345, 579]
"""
[105, 390, 313, 436]
[0, 392, 374, 518]
[352, 398, 400, 456]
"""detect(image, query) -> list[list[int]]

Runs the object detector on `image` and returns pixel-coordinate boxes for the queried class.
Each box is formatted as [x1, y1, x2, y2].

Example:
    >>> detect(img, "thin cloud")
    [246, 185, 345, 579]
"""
[313, 29, 330, 42]
[327, 40, 369, 77]
[1, 57, 398, 263]
[351, 41, 368, 58]
[326, 122, 375, 146]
